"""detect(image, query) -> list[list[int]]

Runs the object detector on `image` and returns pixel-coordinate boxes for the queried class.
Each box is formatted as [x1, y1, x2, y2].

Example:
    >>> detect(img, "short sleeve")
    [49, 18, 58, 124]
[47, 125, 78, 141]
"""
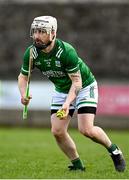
[65, 48, 79, 74]
[20, 47, 30, 76]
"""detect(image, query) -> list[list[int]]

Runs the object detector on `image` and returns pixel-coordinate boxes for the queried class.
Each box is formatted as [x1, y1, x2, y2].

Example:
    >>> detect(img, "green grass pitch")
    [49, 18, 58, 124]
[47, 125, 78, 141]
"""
[0, 128, 128, 179]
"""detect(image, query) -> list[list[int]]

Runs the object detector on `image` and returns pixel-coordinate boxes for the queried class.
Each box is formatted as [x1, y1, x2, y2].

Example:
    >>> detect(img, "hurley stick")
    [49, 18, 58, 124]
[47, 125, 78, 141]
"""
[23, 48, 33, 120]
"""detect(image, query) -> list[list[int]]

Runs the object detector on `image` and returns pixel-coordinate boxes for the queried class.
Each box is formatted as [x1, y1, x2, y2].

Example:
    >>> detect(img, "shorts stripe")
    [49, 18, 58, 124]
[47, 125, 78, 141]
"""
[77, 101, 97, 109]
[77, 101, 97, 106]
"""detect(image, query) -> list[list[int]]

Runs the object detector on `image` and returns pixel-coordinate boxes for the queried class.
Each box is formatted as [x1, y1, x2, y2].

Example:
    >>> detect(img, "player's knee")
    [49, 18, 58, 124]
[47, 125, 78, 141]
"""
[51, 127, 65, 138]
[79, 127, 94, 138]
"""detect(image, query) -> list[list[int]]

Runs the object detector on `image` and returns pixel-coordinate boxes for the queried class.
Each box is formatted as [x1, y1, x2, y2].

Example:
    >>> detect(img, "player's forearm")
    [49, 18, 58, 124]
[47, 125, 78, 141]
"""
[18, 74, 28, 97]
[65, 70, 82, 105]
[65, 81, 82, 105]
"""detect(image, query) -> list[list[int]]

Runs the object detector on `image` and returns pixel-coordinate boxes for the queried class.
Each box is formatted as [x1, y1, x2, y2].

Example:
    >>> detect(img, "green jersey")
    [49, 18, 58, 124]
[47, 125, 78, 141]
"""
[21, 39, 95, 93]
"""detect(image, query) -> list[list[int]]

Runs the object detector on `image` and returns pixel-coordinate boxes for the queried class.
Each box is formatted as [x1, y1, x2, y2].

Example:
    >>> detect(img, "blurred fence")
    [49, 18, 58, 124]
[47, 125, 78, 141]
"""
[0, 0, 129, 80]
[0, 81, 129, 129]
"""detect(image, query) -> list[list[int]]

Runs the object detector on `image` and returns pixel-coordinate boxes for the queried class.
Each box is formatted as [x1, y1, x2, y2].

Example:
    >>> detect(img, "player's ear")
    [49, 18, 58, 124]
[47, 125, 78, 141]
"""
[51, 30, 56, 36]
[52, 31, 56, 40]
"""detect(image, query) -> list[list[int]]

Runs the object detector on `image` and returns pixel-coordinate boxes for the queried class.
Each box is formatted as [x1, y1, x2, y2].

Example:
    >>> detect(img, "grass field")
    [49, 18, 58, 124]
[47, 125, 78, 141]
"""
[0, 128, 128, 179]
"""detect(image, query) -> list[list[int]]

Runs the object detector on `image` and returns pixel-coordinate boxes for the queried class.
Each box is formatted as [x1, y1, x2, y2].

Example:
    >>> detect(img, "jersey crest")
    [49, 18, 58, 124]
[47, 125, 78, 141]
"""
[55, 60, 61, 67]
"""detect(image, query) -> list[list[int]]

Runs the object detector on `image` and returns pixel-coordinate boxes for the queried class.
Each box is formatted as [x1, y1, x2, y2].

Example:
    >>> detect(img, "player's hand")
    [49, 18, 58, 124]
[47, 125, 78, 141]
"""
[21, 95, 32, 105]
[62, 102, 70, 117]
[56, 102, 70, 120]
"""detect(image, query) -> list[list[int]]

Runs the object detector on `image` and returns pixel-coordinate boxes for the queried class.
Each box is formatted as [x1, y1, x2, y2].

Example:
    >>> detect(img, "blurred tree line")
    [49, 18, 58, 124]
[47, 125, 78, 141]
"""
[0, 1, 129, 81]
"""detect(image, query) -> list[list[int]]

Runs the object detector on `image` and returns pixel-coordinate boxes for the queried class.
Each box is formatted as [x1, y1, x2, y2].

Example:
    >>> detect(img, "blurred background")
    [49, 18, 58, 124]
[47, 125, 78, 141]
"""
[0, 0, 129, 128]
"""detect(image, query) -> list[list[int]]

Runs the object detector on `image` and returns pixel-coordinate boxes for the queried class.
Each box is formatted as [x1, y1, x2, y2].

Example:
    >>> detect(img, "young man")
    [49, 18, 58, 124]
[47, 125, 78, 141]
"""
[18, 16, 126, 172]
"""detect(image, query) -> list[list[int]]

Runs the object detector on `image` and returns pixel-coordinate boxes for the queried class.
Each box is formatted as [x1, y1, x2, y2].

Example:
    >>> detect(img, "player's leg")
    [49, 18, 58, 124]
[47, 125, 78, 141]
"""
[50, 91, 85, 171]
[76, 81, 126, 172]
[51, 111, 78, 160]
[78, 113, 112, 147]
[78, 112, 126, 172]
[51, 112, 85, 171]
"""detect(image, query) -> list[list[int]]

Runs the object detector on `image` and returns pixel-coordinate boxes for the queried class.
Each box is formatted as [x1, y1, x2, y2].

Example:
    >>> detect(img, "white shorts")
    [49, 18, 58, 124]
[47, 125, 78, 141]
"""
[51, 81, 98, 111]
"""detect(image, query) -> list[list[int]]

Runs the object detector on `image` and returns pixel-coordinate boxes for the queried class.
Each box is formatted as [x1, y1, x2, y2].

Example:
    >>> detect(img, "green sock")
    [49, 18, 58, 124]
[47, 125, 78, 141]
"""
[107, 144, 118, 153]
[71, 158, 84, 168]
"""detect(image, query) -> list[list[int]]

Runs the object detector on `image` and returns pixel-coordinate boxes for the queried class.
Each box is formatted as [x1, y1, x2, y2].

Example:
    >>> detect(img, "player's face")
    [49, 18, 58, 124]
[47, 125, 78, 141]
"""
[32, 29, 50, 46]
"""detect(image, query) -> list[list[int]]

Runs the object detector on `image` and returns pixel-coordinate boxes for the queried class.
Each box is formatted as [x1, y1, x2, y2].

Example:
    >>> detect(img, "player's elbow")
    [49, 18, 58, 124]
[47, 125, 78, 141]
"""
[18, 74, 21, 81]
[18, 73, 28, 82]
[74, 78, 82, 89]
